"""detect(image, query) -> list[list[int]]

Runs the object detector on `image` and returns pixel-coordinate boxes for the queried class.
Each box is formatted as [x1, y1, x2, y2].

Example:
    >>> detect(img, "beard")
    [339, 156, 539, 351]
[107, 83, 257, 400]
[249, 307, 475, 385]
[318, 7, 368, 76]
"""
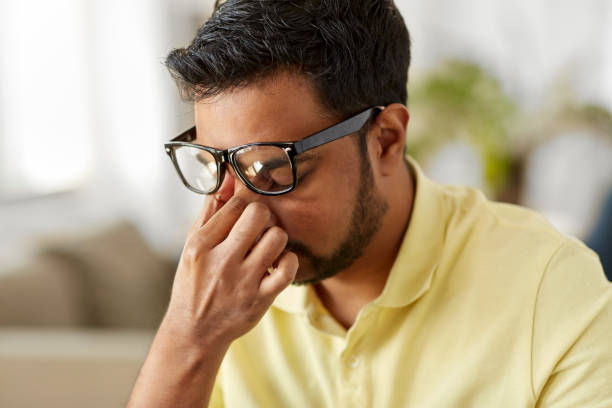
[288, 153, 388, 285]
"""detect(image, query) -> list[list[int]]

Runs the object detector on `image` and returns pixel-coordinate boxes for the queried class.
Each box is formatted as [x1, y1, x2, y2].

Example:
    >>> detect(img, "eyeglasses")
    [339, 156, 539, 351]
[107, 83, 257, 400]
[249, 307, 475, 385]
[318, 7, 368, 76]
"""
[164, 106, 384, 196]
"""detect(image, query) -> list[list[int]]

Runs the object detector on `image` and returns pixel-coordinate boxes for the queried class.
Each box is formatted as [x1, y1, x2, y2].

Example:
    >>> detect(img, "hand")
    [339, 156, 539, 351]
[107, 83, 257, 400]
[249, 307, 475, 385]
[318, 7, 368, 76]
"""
[163, 195, 299, 346]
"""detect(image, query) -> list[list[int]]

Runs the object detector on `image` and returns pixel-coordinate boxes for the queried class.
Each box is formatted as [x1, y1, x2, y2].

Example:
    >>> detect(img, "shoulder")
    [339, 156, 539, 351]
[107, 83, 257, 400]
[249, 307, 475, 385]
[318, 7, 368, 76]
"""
[431, 183, 612, 400]
[435, 184, 570, 275]
[430, 182, 608, 311]
[530, 238, 612, 401]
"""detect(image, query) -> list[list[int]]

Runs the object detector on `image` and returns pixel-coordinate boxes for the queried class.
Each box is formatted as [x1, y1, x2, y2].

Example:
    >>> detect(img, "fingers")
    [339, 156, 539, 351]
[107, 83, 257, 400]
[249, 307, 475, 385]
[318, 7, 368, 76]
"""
[258, 251, 299, 298]
[187, 195, 221, 238]
[245, 226, 288, 270]
[222, 203, 275, 258]
[194, 196, 248, 247]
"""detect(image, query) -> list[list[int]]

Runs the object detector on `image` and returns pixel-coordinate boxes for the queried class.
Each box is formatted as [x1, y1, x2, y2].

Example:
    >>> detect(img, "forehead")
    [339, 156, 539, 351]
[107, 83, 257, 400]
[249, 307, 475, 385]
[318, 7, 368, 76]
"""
[194, 72, 339, 149]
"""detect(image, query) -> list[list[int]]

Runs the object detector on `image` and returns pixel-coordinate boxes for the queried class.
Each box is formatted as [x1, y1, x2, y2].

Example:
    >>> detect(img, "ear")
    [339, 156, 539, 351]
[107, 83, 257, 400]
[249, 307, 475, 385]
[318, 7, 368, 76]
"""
[369, 103, 409, 176]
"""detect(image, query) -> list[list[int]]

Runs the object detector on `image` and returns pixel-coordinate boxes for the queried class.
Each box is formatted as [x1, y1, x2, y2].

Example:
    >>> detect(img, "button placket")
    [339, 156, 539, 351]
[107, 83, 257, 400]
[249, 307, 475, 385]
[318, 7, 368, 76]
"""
[338, 305, 378, 407]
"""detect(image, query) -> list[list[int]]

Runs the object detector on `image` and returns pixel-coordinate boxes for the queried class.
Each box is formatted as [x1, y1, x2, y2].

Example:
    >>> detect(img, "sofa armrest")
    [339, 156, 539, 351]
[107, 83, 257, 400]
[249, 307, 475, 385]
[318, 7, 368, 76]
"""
[0, 328, 155, 408]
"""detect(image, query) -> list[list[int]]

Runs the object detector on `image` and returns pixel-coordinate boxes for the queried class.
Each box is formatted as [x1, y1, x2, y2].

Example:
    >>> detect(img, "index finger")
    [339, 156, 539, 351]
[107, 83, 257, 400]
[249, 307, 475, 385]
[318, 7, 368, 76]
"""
[198, 195, 248, 244]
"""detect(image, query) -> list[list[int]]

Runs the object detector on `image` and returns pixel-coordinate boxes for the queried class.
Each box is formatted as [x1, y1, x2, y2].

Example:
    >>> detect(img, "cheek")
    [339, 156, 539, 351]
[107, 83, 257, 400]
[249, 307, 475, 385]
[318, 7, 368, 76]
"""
[272, 156, 359, 253]
[280, 202, 352, 254]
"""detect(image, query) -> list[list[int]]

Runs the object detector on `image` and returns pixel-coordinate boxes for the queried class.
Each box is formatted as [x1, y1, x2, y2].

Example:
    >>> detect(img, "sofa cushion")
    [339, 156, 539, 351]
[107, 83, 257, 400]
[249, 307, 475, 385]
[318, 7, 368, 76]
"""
[0, 254, 85, 326]
[42, 221, 175, 329]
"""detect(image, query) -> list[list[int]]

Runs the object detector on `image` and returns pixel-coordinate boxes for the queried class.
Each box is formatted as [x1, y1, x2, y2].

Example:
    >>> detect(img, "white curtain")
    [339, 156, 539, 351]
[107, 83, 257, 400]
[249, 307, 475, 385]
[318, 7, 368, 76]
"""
[0, 0, 211, 265]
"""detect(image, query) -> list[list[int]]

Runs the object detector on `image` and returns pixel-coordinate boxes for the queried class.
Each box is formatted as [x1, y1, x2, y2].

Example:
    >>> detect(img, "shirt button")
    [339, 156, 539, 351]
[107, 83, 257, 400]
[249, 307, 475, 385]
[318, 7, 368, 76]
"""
[348, 355, 360, 368]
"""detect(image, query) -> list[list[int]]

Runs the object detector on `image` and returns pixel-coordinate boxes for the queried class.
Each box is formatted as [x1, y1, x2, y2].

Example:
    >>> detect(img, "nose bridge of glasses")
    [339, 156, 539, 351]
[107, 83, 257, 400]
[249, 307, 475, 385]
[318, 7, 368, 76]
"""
[215, 162, 236, 202]
[219, 158, 251, 193]
[217, 160, 265, 201]
[214, 150, 231, 183]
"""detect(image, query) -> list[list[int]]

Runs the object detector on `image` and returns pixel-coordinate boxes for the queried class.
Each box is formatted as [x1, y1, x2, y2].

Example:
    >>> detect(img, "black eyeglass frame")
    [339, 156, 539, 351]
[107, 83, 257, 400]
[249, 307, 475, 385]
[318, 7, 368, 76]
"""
[164, 106, 385, 196]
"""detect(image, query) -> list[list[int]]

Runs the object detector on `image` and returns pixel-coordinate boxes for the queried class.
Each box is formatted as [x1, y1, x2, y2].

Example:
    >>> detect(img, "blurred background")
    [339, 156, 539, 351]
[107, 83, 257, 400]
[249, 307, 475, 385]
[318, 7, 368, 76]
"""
[1, 0, 611, 407]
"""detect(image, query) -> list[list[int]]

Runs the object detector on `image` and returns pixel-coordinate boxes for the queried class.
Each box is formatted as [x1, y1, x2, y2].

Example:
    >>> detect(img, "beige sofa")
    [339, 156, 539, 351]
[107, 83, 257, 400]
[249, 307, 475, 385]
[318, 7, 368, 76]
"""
[0, 222, 176, 408]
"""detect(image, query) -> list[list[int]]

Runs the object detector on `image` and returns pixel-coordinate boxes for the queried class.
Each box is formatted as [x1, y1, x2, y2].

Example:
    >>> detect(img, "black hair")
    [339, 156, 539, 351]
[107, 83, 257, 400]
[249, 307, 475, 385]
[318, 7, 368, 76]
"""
[165, 0, 411, 121]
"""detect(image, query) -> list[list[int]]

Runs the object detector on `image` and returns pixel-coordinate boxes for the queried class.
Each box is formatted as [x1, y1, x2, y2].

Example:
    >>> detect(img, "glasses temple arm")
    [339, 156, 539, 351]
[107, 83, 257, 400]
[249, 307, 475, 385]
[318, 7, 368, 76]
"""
[293, 107, 381, 154]
[170, 126, 197, 142]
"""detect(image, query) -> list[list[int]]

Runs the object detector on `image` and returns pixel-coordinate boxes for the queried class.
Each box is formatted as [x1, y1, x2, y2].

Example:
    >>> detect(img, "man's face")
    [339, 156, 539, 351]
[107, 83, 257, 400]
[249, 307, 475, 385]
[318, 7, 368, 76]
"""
[194, 72, 387, 284]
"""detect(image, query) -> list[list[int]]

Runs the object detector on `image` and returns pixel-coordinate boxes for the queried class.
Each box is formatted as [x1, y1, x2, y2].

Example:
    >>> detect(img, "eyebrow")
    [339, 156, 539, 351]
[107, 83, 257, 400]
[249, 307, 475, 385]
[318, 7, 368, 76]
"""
[296, 151, 317, 161]
[258, 152, 315, 172]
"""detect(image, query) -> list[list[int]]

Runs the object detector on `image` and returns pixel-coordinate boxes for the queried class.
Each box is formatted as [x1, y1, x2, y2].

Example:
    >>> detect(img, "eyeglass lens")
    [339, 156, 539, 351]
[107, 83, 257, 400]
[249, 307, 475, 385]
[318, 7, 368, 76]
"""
[233, 145, 294, 193]
[174, 146, 218, 193]
[173, 144, 294, 194]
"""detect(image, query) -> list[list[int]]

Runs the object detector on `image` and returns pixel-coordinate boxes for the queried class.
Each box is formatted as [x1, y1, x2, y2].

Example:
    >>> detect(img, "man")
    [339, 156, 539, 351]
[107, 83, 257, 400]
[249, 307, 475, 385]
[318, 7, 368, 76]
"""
[128, 1, 612, 407]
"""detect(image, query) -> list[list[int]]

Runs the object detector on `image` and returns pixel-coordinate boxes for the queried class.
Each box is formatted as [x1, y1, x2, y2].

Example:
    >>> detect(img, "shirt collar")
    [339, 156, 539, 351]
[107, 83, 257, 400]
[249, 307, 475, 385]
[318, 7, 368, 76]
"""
[273, 156, 445, 312]
[373, 156, 444, 307]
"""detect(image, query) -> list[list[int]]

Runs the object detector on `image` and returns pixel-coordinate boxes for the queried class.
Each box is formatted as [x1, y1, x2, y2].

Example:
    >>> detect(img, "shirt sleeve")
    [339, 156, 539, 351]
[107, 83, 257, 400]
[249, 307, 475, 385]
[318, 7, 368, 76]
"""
[532, 239, 612, 407]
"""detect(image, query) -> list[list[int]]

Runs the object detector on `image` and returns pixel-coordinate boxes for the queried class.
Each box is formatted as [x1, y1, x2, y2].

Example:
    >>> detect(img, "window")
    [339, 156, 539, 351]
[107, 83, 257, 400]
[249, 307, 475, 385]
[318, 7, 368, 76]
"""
[0, 0, 93, 200]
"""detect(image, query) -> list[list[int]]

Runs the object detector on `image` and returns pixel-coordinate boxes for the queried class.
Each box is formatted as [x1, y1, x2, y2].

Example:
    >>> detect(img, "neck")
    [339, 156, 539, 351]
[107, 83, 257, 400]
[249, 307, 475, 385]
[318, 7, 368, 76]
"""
[314, 165, 415, 329]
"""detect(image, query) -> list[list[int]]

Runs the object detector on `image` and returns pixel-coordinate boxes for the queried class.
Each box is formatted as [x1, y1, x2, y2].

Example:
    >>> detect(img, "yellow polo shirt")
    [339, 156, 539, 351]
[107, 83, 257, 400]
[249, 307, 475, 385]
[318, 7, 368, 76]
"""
[209, 158, 612, 407]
